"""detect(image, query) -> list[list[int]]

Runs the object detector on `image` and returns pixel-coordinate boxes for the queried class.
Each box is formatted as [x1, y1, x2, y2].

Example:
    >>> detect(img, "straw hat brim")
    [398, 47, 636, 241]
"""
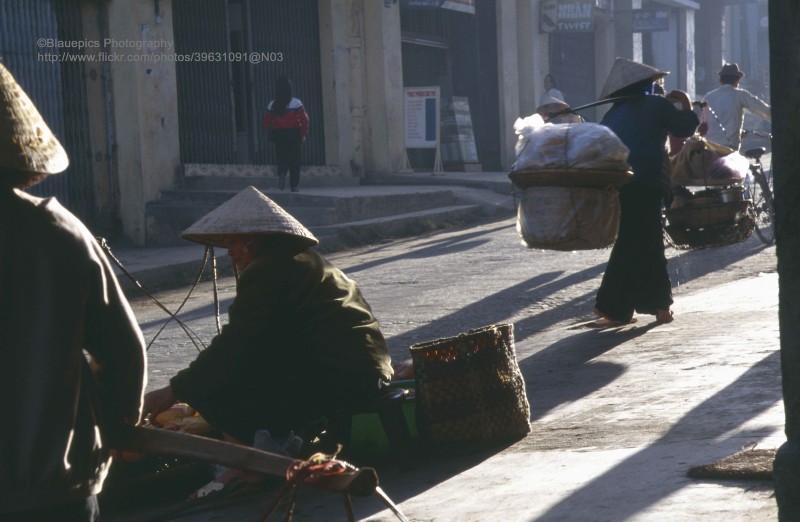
[0, 63, 68, 176]
[537, 94, 569, 111]
[180, 186, 319, 248]
[180, 231, 318, 249]
[599, 57, 669, 100]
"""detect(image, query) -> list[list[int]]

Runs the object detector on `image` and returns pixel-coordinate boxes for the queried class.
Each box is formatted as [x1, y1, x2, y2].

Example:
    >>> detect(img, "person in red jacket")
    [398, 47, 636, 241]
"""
[262, 77, 309, 192]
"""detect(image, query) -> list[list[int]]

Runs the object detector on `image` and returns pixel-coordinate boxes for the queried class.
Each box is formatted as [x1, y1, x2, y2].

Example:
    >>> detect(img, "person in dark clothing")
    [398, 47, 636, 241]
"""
[262, 77, 309, 192]
[0, 62, 146, 521]
[143, 186, 393, 486]
[593, 58, 699, 326]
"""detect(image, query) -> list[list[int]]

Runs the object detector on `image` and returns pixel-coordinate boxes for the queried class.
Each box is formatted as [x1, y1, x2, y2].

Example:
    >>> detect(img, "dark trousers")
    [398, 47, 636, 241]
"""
[595, 181, 673, 322]
[3, 495, 98, 522]
[272, 129, 302, 190]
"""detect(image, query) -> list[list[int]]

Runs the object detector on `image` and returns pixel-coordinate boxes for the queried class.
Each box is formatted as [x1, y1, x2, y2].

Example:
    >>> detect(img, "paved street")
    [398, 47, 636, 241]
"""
[124, 214, 782, 521]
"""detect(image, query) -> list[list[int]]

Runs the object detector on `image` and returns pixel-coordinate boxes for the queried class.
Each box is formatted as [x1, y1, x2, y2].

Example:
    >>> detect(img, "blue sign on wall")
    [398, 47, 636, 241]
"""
[633, 9, 670, 33]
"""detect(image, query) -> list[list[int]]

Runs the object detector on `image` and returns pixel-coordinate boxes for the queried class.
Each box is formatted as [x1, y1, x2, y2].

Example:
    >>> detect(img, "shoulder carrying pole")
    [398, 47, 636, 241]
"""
[547, 94, 646, 119]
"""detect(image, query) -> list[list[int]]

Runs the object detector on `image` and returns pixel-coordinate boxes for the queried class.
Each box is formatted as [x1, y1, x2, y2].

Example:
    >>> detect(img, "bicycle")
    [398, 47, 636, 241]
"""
[741, 130, 775, 245]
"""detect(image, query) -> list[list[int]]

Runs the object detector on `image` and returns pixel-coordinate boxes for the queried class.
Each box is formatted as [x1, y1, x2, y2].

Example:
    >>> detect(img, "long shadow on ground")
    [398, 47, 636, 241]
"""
[536, 350, 781, 521]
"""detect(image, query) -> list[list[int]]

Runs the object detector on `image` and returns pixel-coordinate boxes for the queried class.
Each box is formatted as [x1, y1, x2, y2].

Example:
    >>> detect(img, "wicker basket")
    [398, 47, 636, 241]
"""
[410, 324, 531, 454]
[509, 168, 632, 189]
[665, 220, 754, 249]
[665, 200, 750, 229]
[516, 186, 620, 251]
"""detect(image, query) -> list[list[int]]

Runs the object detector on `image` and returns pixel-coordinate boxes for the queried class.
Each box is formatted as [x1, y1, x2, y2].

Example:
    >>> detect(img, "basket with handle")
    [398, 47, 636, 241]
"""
[410, 324, 531, 454]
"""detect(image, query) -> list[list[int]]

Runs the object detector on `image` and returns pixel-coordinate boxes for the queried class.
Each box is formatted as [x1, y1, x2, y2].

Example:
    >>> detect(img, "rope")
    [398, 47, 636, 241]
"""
[211, 246, 222, 335]
[146, 245, 212, 352]
[96, 237, 208, 352]
[259, 448, 349, 522]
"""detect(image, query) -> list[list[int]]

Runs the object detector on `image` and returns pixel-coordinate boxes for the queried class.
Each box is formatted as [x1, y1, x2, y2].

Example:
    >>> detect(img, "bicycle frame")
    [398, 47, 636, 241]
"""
[742, 140, 775, 246]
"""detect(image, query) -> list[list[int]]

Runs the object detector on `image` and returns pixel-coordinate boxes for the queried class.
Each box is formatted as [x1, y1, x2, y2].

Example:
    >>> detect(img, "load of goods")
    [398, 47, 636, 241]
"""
[665, 136, 754, 248]
[508, 114, 632, 251]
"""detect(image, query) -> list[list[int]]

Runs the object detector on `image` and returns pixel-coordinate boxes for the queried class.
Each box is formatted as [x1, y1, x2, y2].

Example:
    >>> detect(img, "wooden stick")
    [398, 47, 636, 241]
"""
[109, 426, 377, 495]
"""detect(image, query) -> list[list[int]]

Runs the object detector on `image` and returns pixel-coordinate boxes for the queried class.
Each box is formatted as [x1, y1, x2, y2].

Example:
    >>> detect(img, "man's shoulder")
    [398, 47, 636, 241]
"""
[4, 189, 97, 260]
[10, 190, 89, 238]
[704, 85, 728, 98]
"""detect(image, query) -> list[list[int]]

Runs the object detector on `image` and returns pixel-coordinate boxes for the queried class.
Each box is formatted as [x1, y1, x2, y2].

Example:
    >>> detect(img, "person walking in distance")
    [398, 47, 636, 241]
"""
[262, 77, 309, 192]
[702, 63, 771, 150]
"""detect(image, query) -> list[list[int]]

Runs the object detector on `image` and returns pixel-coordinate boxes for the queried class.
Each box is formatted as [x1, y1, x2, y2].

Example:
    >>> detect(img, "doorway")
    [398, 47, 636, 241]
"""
[549, 32, 597, 121]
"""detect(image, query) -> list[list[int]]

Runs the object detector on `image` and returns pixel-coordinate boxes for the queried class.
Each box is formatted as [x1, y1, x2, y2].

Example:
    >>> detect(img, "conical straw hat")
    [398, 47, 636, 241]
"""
[0, 62, 69, 175]
[599, 57, 669, 100]
[180, 186, 319, 248]
[536, 93, 569, 110]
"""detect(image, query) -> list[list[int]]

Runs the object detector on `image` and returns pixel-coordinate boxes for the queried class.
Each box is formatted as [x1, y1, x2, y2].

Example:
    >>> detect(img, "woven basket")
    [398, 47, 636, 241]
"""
[516, 186, 620, 251]
[410, 324, 531, 454]
[665, 220, 754, 249]
[665, 200, 750, 229]
[509, 168, 632, 189]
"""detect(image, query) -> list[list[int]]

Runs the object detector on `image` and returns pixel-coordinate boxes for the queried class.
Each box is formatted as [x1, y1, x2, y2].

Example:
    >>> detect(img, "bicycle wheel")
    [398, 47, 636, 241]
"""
[749, 167, 775, 245]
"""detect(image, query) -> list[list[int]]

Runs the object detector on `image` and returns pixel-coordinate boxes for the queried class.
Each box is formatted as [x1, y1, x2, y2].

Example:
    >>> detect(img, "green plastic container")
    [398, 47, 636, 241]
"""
[348, 381, 417, 458]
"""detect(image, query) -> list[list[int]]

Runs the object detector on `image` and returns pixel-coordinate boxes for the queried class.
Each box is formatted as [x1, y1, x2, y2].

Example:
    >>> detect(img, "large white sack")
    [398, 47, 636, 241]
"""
[513, 117, 630, 172]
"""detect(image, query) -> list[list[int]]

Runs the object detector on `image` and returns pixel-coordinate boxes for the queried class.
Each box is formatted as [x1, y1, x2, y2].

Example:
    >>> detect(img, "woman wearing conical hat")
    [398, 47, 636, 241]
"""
[535, 92, 583, 124]
[592, 58, 699, 327]
[0, 62, 146, 520]
[143, 186, 393, 486]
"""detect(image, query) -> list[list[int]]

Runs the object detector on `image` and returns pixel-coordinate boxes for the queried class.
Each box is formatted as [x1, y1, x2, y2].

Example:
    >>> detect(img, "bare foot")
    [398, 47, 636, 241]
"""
[591, 307, 634, 327]
[592, 317, 624, 328]
[656, 309, 674, 323]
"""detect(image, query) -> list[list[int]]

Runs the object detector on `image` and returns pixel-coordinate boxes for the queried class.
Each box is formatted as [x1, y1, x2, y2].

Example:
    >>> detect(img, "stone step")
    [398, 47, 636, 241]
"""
[181, 174, 360, 191]
[145, 187, 464, 246]
[312, 204, 485, 253]
[145, 201, 340, 245]
[156, 189, 338, 208]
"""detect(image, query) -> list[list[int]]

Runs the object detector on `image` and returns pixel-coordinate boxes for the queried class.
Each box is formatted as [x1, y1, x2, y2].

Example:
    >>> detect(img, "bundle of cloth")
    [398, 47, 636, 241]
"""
[670, 136, 749, 183]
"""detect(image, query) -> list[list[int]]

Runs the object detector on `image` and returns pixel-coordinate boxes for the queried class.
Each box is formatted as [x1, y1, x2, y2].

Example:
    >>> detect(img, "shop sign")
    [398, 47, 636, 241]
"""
[540, 0, 594, 33]
[400, 0, 475, 14]
[404, 87, 440, 149]
[632, 9, 670, 32]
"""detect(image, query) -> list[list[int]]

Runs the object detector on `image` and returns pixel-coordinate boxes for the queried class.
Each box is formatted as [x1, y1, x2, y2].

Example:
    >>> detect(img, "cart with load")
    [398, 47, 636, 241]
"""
[665, 136, 754, 249]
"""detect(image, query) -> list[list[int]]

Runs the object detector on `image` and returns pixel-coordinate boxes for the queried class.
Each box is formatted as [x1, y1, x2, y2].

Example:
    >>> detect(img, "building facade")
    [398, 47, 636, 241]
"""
[0, 0, 765, 246]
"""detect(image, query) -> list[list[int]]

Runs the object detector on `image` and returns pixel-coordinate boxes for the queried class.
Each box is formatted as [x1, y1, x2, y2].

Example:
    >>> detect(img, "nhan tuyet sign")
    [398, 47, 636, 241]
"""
[540, 0, 594, 33]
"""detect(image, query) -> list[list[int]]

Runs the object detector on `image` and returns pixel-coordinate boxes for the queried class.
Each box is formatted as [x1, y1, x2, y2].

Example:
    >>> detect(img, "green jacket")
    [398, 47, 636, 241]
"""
[171, 248, 392, 415]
